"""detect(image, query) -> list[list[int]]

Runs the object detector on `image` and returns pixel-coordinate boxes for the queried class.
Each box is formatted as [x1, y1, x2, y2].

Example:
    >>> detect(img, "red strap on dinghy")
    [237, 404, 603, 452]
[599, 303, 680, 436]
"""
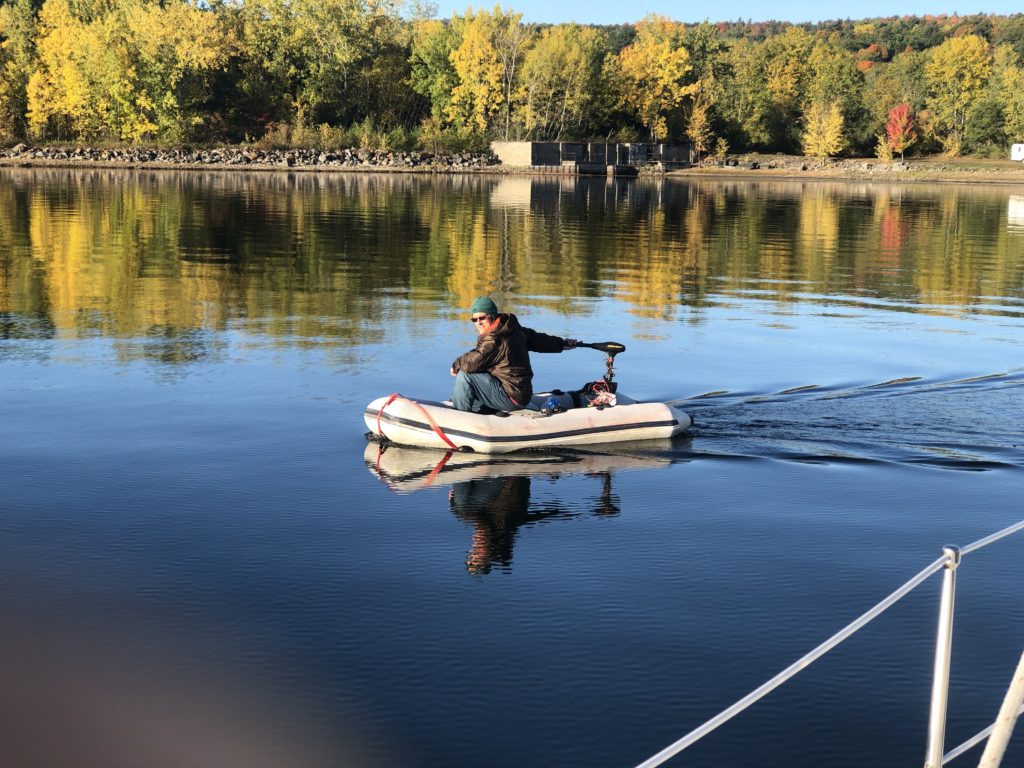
[377, 392, 460, 451]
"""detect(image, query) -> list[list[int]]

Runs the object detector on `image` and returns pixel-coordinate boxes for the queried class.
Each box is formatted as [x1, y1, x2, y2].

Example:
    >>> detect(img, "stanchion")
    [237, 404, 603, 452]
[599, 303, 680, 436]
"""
[925, 546, 961, 768]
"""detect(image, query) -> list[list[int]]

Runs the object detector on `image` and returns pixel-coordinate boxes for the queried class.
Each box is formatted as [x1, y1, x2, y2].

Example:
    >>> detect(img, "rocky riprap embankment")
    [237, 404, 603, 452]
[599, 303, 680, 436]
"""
[0, 143, 498, 170]
[702, 156, 911, 172]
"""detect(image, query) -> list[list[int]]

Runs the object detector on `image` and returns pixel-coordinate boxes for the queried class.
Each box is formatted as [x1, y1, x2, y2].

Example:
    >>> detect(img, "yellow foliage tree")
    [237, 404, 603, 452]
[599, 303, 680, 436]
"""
[447, 9, 504, 134]
[27, 0, 99, 139]
[686, 82, 715, 162]
[613, 14, 696, 142]
[924, 34, 991, 156]
[123, 0, 229, 138]
[489, 6, 532, 140]
[763, 27, 813, 109]
[801, 101, 845, 160]
[0, 0, 37, 140]
[28, 0, 228, 142]
[237, 0, 395, 126]
[517, 24, 604, 140]
[994, 44, 1024, 142]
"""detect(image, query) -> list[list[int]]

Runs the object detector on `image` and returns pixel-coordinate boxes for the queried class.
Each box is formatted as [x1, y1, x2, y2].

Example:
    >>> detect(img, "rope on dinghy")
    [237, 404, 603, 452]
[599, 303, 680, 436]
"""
[377, 392, 460, 451]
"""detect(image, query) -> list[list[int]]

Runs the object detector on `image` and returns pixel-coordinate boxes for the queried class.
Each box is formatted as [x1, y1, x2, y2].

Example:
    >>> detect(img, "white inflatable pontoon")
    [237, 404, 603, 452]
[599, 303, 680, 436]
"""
[364, 390, 692, 454]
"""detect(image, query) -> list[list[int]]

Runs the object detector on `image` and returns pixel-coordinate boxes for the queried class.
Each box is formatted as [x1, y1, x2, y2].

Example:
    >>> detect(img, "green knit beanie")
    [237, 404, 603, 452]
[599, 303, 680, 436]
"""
[470, 296, 499, 316]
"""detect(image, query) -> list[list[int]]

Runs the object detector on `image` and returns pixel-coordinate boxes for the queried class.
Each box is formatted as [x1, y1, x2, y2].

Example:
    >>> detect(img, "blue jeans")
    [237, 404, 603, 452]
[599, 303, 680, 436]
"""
[451, 371, 518, 413]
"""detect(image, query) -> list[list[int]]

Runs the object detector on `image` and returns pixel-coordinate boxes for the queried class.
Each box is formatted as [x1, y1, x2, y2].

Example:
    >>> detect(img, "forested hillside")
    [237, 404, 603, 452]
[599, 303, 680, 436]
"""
[1, 1, 1022, 158]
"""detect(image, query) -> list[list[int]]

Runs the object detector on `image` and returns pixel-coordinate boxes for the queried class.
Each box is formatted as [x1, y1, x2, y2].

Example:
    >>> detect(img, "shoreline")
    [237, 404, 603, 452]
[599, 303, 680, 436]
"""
[3, 146, 1024, 186]
[665, 153, 1024, 186]
[667, 167, 1024, 186]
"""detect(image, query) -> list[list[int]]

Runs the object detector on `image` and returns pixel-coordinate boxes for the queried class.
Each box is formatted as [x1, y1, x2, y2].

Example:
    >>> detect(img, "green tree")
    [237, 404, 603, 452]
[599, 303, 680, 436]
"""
[924, 34, 991, 155]
[409, 18, 460, 121]
[992, 14, 1024, 62]
[719, 37, 772, 147]
[719, 27, 816, 152]
[683, 20, 729, 88]
[347, 22, 419, 131]
[233, 0, 400, 128]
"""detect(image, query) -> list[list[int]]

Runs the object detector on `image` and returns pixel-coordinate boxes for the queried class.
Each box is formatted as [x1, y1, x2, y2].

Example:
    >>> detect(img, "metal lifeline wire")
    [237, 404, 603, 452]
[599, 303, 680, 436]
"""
[960, 518, 1024, 556]
[633, 518, 1024, 768]
[942, 703, 1024, 765]
[633, 555, 948, 768]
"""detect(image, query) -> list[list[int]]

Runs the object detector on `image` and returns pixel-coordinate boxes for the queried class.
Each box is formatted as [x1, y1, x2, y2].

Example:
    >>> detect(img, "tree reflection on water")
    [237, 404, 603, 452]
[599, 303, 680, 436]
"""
[2, 170, 1022, 367]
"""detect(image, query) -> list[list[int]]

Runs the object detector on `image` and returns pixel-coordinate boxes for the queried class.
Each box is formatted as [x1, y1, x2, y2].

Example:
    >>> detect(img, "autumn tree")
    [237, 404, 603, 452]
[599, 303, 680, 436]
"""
[683, 21, 728, 88]
[490, 6, 532, 140]
[123, 0, 232, 140]
[761, 26, 815, 150]
[27, 0, 229, 142]
[612, 14, 696, 142]
[924, 34, 991, 155]
[806, 38, 868, 151]
[719, 27, 816, 151]
[0, 0, 37, 140]
[802, 101, 845, 160]
[686, 88, 714, 162]
[230, 0, 402, 130]
[961, 42, 1018, 154]
[446, 9, 504, 134]
[861, 48, 928, 138]
[885, 103, 915, 160]
[996, 44, 1024, 142]
[25, 0, 97, 139]
[681, 22, 727, 160]
[516, 24, 605, 140]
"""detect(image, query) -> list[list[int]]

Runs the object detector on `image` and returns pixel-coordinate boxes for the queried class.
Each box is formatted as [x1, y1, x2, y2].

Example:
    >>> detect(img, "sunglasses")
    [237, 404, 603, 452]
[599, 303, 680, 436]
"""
[471, 315, 490, 323]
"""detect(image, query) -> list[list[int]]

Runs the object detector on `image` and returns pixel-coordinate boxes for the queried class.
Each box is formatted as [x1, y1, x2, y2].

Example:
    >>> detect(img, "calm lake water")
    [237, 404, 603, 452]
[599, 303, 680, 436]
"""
[1, 168, 1022, 768]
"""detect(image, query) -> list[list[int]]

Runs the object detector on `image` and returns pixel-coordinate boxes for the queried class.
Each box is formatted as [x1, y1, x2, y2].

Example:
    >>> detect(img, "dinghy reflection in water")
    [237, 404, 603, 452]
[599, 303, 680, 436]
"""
[364, 443, 676, 573]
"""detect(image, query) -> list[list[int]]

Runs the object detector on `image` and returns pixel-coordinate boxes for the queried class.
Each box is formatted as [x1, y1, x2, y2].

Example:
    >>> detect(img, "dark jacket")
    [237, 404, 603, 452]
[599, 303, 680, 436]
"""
[451, 313, 565, 405]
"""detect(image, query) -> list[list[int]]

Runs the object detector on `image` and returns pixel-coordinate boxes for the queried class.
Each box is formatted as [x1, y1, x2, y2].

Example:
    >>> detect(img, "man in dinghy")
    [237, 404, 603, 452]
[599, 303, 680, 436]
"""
[451, 296, 578, 413]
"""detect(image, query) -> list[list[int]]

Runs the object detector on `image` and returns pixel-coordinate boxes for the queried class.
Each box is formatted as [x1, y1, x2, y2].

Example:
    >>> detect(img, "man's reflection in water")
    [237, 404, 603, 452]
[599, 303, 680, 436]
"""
[448, 472, 620, 574]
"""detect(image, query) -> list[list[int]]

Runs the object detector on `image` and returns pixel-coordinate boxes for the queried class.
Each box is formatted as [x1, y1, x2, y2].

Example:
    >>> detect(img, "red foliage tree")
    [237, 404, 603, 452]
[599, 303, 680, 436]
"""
[886, 103, 917, 161]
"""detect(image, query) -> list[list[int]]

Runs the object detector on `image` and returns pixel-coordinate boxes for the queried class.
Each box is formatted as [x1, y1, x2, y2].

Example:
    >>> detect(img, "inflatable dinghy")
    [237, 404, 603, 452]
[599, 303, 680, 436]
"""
[364, 391, 691, 454]
[365, 341, 691, 454]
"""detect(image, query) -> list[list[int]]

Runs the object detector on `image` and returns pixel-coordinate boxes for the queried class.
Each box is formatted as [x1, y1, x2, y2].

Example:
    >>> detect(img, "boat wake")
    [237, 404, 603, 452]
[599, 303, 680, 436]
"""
[668, 369, 1024, 471]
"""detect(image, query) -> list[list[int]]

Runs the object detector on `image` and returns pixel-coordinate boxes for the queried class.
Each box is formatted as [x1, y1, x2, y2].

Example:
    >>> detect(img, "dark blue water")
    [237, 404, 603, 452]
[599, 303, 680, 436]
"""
[1, 169, 1022, 768]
